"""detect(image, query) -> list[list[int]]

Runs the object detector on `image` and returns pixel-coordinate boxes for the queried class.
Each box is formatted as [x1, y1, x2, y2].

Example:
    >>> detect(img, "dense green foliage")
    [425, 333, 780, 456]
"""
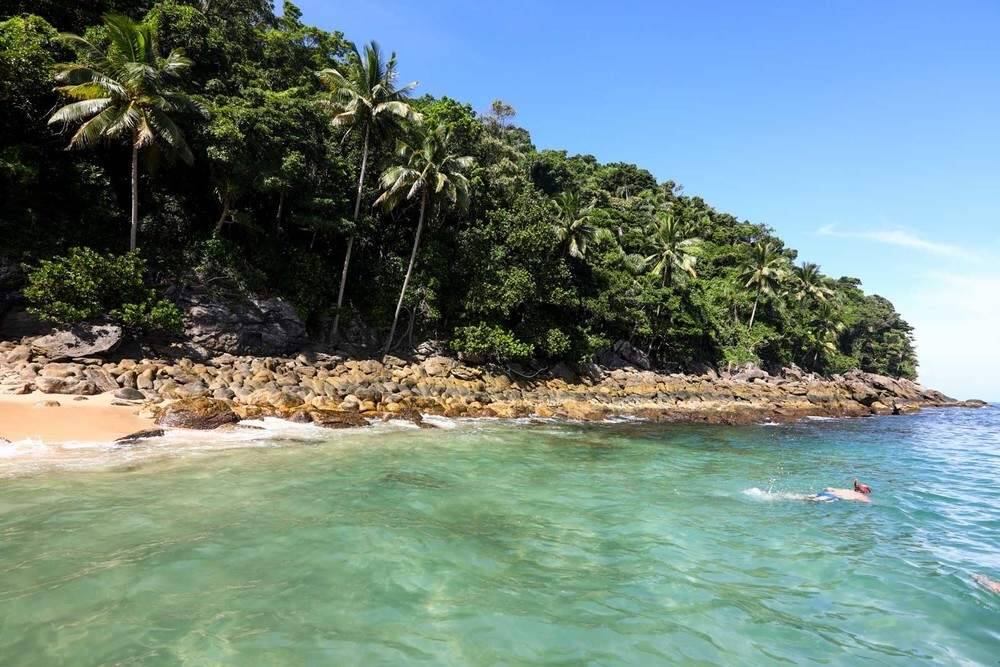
[0, 2, 918, 377]
[451, 323, 535, 364]
[24, 248, 182, 332]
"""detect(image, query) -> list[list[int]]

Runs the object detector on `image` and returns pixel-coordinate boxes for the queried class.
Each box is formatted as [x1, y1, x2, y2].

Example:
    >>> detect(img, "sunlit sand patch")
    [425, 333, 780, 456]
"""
[0, 392, 153, 444]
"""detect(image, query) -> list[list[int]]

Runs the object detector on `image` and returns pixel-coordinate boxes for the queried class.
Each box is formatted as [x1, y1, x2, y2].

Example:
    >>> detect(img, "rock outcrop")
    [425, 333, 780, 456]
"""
[154, 397, 238, 429]
[31, 324, 123, 360]
[596, 340, 652, 370]
[171, 289, 307, 358]
[115, 428, 166, 443]
[0, 337, 986, 431]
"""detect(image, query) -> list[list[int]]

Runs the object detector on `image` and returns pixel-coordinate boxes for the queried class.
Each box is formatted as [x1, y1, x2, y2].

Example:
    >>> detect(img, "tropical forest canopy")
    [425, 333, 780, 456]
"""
[0, 0, 918, 378]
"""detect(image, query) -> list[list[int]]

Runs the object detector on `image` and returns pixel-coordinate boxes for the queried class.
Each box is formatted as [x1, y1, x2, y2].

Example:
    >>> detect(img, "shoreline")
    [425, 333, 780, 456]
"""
[0, 392, 154, 444]
[0, 344, 987, 443]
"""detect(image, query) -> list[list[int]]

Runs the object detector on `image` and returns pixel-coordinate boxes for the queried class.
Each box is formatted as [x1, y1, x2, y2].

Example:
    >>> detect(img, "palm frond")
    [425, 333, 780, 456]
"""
[66, 106, 125, 149]
[48, 98, 111, 125]
[149, 107, 193, 163]
[161, 49, 193, 78]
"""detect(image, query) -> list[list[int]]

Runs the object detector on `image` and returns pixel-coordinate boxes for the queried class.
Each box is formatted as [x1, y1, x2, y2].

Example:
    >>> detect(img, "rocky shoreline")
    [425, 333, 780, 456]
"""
[0, 335, 986, 434]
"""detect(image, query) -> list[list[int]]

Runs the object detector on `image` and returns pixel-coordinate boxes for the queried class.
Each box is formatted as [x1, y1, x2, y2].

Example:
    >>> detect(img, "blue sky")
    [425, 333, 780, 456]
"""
[292, 0, 1000, 399]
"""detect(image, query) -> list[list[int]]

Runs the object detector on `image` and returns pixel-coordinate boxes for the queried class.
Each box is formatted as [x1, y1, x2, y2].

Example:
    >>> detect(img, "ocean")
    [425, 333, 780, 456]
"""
[1, 407, 997, 664]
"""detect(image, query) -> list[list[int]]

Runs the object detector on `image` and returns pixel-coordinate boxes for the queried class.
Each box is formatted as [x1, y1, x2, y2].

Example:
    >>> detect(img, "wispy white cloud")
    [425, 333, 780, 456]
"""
[818, 224, 974, 259]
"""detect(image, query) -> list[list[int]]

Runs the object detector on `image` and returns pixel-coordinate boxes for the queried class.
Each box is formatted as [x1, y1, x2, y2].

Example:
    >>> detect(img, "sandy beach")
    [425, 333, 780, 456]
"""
[0, 392, 153, 443]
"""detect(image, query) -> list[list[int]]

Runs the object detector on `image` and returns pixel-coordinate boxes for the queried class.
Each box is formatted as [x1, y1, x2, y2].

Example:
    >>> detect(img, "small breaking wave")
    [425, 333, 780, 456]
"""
[0, 413, 490, 475]
[421, 415, 459, 429]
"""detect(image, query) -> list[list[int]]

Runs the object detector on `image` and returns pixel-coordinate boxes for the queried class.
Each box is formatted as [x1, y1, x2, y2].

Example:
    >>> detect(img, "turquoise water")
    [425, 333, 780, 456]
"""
[1, 408, 998, 665]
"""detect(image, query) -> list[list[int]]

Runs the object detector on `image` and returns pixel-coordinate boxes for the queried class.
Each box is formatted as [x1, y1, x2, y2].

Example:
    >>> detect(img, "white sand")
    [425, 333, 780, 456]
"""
[0, 392, 153, 443]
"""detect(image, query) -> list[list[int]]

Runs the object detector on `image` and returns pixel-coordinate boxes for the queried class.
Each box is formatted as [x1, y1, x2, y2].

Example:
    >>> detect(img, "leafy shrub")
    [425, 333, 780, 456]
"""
[451, 323, 534, 363]
[720, 323, 775, 367]
[24, 247, 182, 333]
[540, 327, 571, 358]
[186, 237, 266, 292]
[825, 351, 860, 376]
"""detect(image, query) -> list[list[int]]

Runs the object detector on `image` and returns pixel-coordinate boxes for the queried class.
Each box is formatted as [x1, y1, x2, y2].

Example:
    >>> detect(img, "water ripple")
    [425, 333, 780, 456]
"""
[0, 407, 997, 664]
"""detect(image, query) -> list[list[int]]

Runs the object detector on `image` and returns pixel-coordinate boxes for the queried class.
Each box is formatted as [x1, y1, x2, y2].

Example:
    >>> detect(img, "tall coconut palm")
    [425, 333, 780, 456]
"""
[645, 212, 701, 288]
[318, 41, 419, 340]
[791, 262, 833, 303]
[375, 124, 475, 357]
[740, 240, 788, 329]
[806, 301, 846, 367]
[551, 192, 603, 259]
[48, 14, 207, 250]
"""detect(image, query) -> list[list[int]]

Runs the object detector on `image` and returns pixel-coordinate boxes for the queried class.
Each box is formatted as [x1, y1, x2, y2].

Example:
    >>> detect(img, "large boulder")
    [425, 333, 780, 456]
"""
[154, 397, 238, 429]
[31, 324, 123, 360]
[173, 289, 307, 357]
[309, 409, 368, 429]
[413, 339, 446, 360]
[421, 355, 457, 378]
[596, 340, 651, 370]
[732, 365, 768, 382]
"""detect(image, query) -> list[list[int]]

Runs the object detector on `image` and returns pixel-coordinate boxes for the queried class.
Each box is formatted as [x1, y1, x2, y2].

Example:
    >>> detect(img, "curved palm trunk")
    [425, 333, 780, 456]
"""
[384, 190, 427, 358]
[129, 143, 139, 251]
[275, 190, 285, 230]
[748, 287, 761, 329]
[213, 189, 231, 236]
[646, 266, 669, 355]
[331, 125, 370, 342]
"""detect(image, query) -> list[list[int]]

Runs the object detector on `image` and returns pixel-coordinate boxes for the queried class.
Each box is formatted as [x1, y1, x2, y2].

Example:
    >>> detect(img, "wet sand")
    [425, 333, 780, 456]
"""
[0, 392, 153, 443]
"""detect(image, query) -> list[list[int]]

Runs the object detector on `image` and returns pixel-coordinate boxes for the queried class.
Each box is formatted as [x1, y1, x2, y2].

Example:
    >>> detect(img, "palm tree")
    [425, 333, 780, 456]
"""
[740, 241, 788, 329]
[318, 41, 419, 340]
[551, 192, 604, 259]
[806, 302, 846, 367]
[645, 212, 701, 288]
[791, 262, 833, 303]
[48, 14, 207, 250]
[375, 124, 475, 357]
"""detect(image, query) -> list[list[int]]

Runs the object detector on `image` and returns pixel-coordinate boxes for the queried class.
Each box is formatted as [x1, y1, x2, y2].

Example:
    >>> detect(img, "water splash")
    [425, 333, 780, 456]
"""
[742, 487, 810, 501]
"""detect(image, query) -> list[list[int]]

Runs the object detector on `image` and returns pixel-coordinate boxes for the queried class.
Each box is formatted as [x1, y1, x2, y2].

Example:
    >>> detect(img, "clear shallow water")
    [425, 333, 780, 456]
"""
[1, 408, 998, 665]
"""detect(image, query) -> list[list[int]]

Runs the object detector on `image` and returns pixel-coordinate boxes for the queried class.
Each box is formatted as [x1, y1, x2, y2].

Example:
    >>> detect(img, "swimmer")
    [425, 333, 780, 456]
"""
[972, 574, 1000, 593]
[808, 479, 872, 503]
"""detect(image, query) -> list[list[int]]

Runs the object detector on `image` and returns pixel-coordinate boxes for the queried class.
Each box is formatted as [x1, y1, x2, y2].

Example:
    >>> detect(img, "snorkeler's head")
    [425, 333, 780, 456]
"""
[854, 479, 872, 494]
